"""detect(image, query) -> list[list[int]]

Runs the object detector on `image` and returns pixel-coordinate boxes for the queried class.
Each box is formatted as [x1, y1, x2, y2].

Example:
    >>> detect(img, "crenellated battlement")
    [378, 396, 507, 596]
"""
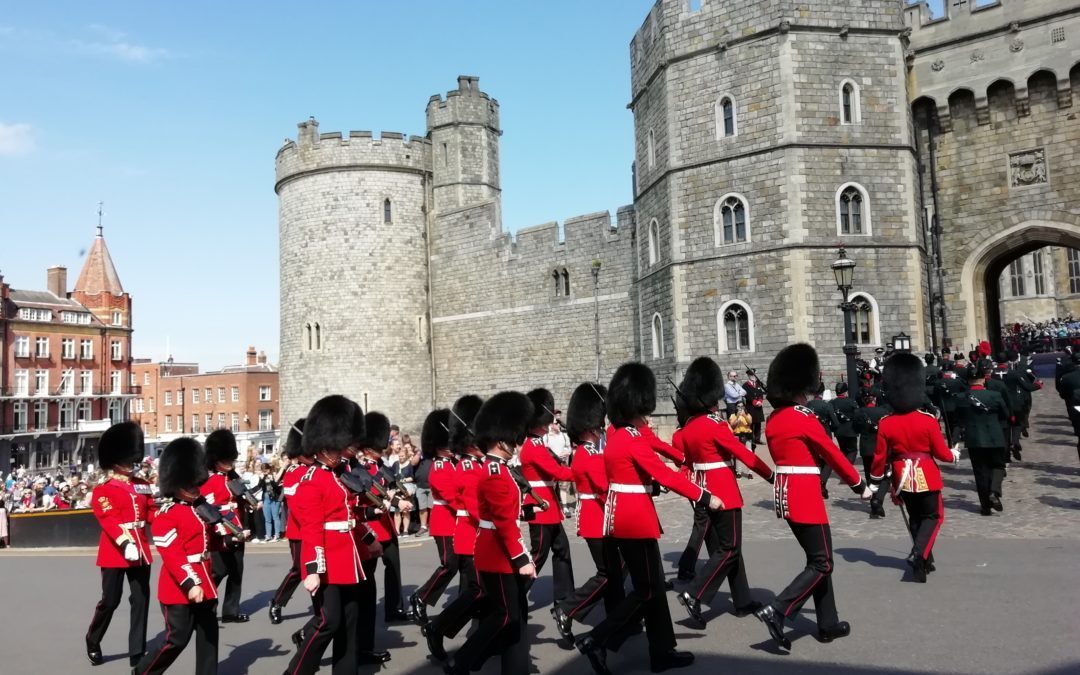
[905, 0, 1078, 46]
[426, 75, 500, 133]
[275, 118, 431, 191]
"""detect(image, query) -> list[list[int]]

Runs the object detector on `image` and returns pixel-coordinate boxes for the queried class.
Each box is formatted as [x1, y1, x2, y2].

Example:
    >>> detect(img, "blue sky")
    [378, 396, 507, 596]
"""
[1, 1, 653, 369]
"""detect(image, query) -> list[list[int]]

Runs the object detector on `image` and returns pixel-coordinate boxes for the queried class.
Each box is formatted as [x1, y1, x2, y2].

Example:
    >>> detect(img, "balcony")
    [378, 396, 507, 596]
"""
[0, 388, 139, 399]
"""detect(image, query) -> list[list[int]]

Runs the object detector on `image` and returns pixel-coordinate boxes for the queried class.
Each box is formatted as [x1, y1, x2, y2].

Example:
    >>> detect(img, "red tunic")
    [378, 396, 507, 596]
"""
[519, 437, 573, 525]
[292, 464, 366, 585]
[428, 457, 459, 537]
[765, 405, 863, 525]
[608, 423, 685, 464]
[679, 413, 773, 510]
[871, 410, 953, 493]
[474, 457, 532, 574]
[569, 441, 607, 539]
[199, 472, 242, 551]
[602, 426, 709, 539]
[452, 456, 486, 556]
[356, 459, 397, 543]
[281, 464, 306, 541]
[91, 476, 155, 568]
[150, 501, 217, 605]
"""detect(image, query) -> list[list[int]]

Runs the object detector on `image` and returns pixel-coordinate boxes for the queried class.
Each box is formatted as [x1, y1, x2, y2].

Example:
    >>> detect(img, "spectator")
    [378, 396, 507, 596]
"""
[544, 417, 575, 518]
[258, 463, 283, 542]
[724, 370, 746, 415]
[242, 459, 267, 542]
[412, 436, 432, 537]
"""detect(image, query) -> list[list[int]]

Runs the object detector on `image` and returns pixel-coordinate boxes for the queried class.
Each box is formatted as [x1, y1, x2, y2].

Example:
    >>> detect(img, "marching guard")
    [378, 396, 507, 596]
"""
[200, 429, 250, 623]
[743, 368, 766, 448]
[870, 352, 959, 582]
[961, 364, 1011, 514]
[86, 422, 155, 668]
[854, 393, 891, 518]
[754, 344, 871, 650]
[270, 419, 310, 624]
[412, 409, 460, 623]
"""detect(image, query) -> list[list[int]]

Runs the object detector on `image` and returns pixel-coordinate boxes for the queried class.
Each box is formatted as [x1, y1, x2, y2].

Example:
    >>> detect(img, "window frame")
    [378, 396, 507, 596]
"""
[839, 78, 862, 125]
[647, 218, 660, 267]
[14, 335, 29, 358]
[715, 94, 738, 139]
[646, 128, 656, 170]
[1068, 248, 1080, 294]
[836, 182, 872, 236]
[383, 198, 392, 224]
[849, 291, 881, 347]
[650, 313, 664, 360]
[259, 385, 271, 402]
[718, 300, 755, 354]
[713, 193, 750, 247]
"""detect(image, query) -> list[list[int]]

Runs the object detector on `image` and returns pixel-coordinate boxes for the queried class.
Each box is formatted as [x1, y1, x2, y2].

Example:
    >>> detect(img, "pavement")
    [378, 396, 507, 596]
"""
[2, 388, 1078, 674]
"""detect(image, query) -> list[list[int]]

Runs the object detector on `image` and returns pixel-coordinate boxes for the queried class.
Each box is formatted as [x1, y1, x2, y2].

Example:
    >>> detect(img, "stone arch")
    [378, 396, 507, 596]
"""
[1027, 69, 1059, 114]
[959, 216, 1080, 350]
[947, 88, 977, 133]
[986, 79, 1017, 124]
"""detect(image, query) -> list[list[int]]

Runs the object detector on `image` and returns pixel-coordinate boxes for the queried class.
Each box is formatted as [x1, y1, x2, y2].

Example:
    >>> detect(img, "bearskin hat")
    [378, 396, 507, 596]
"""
[474, 391, 534, 451]
[678, 356, 722, 417]
[301, 395, 365, 456]
[566, 383, 607, 445]
[449, 395, 484, 456]
[526, 388, 556, 430]
[766, 343, 820, 407]
[158, 437, 208, 498]
[97, 421, 144, 470]
[362, 411, 391, 452]
[835, 381, 849, 396]
[924, 353, 936, 366]
[421, 409, 452, 459]
[607, 362, 656, 427]
[882, 352, 926, 414]
[284, 418, 306, 459]
[204, 428, 239, 469]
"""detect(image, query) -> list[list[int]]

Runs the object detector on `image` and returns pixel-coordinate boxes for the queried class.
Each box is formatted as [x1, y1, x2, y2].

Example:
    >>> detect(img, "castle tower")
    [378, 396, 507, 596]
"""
[426, 76, 501, 213]
[275, 120, 434, 431]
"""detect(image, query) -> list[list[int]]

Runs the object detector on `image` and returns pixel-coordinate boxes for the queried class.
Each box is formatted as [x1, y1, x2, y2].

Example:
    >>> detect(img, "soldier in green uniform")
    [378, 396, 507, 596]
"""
[831, 381, 860, 464]
[853, 392, 891, 518]
[938, 368, 968, 451]
[961, 365, 1010, 515]
[806, 383, 840, 498]
[1056, 352, 1080, 462]
[991, 352, 1038, 461]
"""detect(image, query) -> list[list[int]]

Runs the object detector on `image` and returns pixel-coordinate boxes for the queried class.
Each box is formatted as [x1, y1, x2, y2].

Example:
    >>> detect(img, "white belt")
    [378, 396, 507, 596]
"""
[609, 483, 648, 494]
[186, 553, 209, 563]
[528, 481, 554, 488]
[774, 466, 820, 475]
[121, 521, 146, 529]
[324, 520, 355, 531]
[221, 502, 238, 511]
[578, 493, 598, 500]
[478, 520, 496, 530]
[693, 462, 730, 471]
[455, 510, 468, 517]
[432, 499, 449, 506]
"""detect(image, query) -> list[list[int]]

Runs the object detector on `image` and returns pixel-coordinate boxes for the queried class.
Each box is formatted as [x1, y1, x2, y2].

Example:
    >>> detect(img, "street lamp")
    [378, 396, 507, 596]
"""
[831, 246, 860, 392]
[892, 332, 912, 352]
[591, 260, 602, 381]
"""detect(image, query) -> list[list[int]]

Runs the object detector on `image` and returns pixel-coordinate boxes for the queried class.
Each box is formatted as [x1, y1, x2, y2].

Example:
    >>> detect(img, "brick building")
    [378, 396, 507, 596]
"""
[130, 347, 279, 459]
[0, 227, 135, 474]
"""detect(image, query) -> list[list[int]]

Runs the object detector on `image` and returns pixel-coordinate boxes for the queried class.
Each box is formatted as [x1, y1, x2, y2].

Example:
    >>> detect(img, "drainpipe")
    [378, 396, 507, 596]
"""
[916, 130, 938, 353]
[927, 120, 949, 348]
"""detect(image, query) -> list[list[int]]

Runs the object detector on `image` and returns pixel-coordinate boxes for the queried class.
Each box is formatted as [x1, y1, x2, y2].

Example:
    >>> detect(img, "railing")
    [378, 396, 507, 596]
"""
[0, 388, 138, 398]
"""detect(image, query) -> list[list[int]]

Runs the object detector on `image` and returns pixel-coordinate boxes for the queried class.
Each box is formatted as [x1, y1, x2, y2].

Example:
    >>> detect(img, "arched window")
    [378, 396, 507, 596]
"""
[305, 323, 312, 351]
[716, 95, 737, 139]
[314, 322, 322, 350]
[647, 218, 660, 266]
[651, 313, 664, 359]
[647, 129, 656, 170]
[840, 79, 861, 124]
[383, 199, 392, 224]
[714, 193, 749, 246]
[553, 270, 562, 296]
[850, 292, 879, 346]
[836, 183, 871, 235]
[718, 300, 755, 353]
[561, 269, 570, 297]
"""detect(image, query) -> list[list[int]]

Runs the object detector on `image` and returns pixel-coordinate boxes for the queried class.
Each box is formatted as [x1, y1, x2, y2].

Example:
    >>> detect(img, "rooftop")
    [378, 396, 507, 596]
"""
[73, 227, 124, 296]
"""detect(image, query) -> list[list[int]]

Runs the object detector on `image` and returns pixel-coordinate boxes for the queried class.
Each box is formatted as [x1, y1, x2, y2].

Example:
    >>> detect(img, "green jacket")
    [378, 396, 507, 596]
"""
[830, 396, 859, 439]
[961, 387, 1009, 448]
[938, 376, 968, 413]
[806, 398, 839, 436]
[1058, 368, 1080, 405]
[853, 403, 891, 458]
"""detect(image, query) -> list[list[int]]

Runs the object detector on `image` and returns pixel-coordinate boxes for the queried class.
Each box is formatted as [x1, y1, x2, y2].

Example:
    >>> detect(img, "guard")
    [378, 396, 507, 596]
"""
[412, 409, 460, 623]
[961, 365, 1011, 515]
[853, 393, 891, 518]
[200, 429, 250, 623]
[270, 419, 311, 624]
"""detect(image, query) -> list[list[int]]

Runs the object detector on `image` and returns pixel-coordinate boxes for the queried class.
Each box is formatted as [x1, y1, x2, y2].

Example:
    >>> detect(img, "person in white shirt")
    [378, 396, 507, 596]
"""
[723, 372, 746, 416]
[544, 418, 575, 517]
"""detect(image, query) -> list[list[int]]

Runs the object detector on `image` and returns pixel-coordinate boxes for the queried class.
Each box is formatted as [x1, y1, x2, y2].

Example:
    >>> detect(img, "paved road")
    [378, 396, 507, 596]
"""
[2, 388, 1078, 674]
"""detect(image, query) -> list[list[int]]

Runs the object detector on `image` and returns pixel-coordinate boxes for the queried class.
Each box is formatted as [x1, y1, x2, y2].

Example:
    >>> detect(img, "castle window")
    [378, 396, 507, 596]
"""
[383, 199, 392, 224]
[718, 300, 754, 353]
[714, 193, 749, 246]
[1008, 260, 1025, 297]
[553, 270, 562, 297]
[836, 183, 871, 236]
[651, 313, 664, 360]
[314, 322, 322, 350]
[647, 218, 660, 267]
[850, 292, 879, 345]
[716, 96, 736, 139]
[647, 129, 656, 170]
[840, 79, 861, 124]
[562, 269, 571, 297]
[1069, 249, 1080, 294]
[305, 323, 312, 350]
[1032, 251, 1046, 295]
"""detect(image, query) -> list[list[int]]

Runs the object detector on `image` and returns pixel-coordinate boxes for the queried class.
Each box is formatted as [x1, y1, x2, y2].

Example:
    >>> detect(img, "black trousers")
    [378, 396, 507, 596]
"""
[429, 554, 483, 639]
[272, 539, 302, 608]
[969, 447, 1007, 510]
[86, 565, 151, 657]
[821, 438, 857, 490]
[861, 456, 888, 511]
[749, 406, 765, 444]
[526, 523, 575, 604]
[417, 535, 459, 606]
[133, 600, 218, 675]
[211, 545, 244, 618]
[557, 538, 620, 622]
[899, 491, 944, 561]
[688, 509, 752, 607]
[285, 583, 360, 675]
[380, 538, 405, 617]
[770, 522, 839, 630]
[677, 501, 715, 578]
[588, 538, 676, 658]
[944, 410, 965, 446]
[453, 572, 528, 675]
[358, 558, 379, 652]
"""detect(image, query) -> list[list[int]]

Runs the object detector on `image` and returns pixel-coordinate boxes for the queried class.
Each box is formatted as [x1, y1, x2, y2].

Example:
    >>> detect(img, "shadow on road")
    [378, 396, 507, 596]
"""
[835, 547, 908, 572]
[1038, 495, 1080, 510]
[219, 637, 289, 674]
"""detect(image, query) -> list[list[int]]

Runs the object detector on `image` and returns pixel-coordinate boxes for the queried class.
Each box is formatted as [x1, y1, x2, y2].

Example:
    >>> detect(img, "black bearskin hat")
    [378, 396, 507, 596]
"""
[284, 418, 306, 459]
[526, 388, 556, 430]
[363, 411, 391, 452]
[924, 353, 936, 366]
[97, 421, 145, 470]
[766, 343, 820, 407]
[301, 395, 365, 457]
[883, 352, 926, 414]
[678, 356, 723, 417]
[835, 381, 849, 396]
[421, 409, 451, 459]
[158, 437, 208, 498]
[204, 429, 239, 469]
[566, 383, 607, 445]
[607, 362, 656, 427]
[449, 395, 484, 456]
[474, 391, 534, 451]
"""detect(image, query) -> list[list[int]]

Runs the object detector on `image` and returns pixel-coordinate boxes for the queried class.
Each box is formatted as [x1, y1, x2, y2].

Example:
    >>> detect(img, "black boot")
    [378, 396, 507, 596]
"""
[426, 629, 447, 661]
[128, 653, 144, 668]
[358, 650, 391, 665]
[870, 503, 886, 519]
[818, 621, 851, 642]
[269, 603, 283, 624]
[575, 635, 611, 675]
[676, 592, 705, 626]
[733, 600, 764, 617]
[551, 604, 574, 641]
[86, 638, 103, 666]
[990, 494, 1004, 512]
[908, 555, 927, 583]
[650, 649, 694, 672]
[290, 627, 306, 648]
[409, 592, 428, 624]
[754, 605, 790, 650]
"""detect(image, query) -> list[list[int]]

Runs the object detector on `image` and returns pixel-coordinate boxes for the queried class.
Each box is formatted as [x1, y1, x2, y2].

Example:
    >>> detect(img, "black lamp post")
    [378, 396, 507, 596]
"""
[591, 260, 602, 380]
[831, 246, 860, 392]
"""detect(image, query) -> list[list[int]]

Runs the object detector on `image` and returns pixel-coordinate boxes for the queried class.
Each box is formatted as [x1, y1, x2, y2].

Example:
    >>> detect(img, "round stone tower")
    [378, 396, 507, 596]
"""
[426, 75, 501, 214]
[276, 120, 434, 432]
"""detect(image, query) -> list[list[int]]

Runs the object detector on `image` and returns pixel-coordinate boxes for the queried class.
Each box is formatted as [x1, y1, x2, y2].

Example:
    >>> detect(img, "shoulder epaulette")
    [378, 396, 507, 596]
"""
[707, 411, 725, 424]
[626, 426, 641, 437]
[434, 459, 445, 470]
[584, 442, 602, 455]
[157, 501, 176, 514]
[916, 409, 937, 418]
[487, 462, 501, 476]
[461, 459, 473, 471]
[301, 466, 317, 481]
[793, 405, 814, 416]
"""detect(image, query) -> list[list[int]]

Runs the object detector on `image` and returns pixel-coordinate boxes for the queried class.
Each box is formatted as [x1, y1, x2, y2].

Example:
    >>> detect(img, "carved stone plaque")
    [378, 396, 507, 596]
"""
[1009, 148, 1048, 187]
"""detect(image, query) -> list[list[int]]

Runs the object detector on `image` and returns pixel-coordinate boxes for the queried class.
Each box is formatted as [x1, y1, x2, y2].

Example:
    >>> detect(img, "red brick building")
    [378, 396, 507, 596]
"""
[130, 347, 279, 459]
[0, 227, 135, 474]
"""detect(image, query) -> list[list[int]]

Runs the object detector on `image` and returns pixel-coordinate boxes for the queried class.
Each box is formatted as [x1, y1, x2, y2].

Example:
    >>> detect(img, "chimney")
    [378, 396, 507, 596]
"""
[47, 265, 68, 298]
[257, 351, 267, 365]
[246, 346, 257, 366]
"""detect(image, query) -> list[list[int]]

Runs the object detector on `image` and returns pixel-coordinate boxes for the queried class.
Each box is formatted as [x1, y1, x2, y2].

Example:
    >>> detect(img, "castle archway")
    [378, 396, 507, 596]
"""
[959, 216, 1080, 352]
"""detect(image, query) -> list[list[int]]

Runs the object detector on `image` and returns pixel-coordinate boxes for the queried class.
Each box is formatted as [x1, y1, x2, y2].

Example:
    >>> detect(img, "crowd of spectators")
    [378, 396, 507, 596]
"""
[1002, 317, 1080, 354]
